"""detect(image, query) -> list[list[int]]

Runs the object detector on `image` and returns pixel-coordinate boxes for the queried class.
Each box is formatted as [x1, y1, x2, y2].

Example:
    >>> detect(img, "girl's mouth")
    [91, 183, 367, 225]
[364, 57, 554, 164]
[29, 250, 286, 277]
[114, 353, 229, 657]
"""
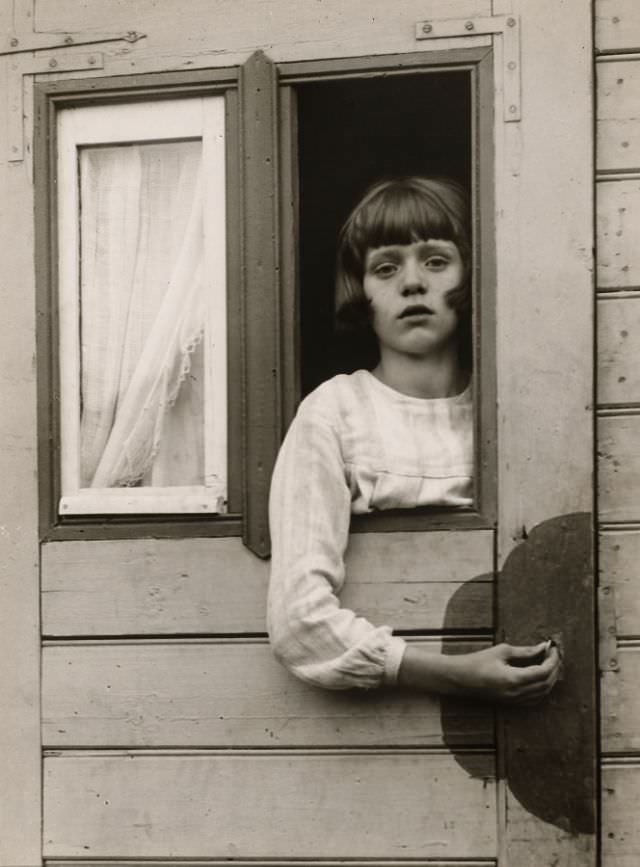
[399, 304, 434, 319]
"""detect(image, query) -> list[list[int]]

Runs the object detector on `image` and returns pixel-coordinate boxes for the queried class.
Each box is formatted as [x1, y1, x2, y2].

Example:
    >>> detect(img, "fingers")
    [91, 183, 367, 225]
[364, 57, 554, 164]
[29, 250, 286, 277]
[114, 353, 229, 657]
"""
[514, 645, 561, 685]
[503, 647, 561, 702]
[507, 641, 549, 660]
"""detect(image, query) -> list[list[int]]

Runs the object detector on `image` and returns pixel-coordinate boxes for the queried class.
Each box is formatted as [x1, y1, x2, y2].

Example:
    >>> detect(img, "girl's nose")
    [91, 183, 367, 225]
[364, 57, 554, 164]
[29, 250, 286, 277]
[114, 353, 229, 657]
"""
[401, 260, 427, 296]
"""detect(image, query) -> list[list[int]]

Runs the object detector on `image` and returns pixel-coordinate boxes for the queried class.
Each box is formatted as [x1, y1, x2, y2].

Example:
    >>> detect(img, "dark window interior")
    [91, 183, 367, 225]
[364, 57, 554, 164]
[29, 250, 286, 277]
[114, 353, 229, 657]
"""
[297, 70, 471, 396]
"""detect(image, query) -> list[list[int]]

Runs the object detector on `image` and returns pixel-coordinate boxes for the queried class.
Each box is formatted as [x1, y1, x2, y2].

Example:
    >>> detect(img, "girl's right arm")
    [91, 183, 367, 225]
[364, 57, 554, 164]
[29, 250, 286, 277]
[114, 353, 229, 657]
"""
[267, 394, 406, 691]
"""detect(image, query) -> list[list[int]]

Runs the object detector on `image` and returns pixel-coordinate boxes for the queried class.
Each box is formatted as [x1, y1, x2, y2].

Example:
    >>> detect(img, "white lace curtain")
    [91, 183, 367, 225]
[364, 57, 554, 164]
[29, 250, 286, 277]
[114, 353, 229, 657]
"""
[78, 140, 206, 489]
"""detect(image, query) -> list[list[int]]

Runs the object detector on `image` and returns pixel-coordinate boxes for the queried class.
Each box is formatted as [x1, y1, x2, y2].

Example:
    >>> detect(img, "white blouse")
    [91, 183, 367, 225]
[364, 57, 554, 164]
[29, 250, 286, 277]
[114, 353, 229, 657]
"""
[267, 369, 473, 690]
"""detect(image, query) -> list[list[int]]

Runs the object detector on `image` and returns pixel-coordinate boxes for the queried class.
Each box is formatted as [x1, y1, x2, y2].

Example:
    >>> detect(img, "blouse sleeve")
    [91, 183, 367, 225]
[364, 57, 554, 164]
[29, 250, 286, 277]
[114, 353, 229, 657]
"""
[267, 393, 407, 690]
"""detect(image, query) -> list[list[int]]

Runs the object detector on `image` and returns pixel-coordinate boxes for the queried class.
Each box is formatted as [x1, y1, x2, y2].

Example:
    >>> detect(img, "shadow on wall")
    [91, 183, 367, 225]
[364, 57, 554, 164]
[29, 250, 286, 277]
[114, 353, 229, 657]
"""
[441, 512, 595, 836]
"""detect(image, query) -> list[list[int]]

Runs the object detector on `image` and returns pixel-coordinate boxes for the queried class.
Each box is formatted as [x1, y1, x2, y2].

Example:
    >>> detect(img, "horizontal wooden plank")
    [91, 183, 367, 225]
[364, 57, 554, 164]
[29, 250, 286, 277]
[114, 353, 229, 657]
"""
[597, 60, 640, 171]
[598, 297, 640, 403]
[42, 531, 493, 636]
[47, 862, 496, 867]
[42, 639, 493, 748]
[602, 645, 640, 753]
[602, 761, 640, 865]
[598, 416, 640, 521]
[596, 0, 640, 52]
[43, 751, 497, 859]
[599, 531, 640, 636]
[597, 180, 640, 288]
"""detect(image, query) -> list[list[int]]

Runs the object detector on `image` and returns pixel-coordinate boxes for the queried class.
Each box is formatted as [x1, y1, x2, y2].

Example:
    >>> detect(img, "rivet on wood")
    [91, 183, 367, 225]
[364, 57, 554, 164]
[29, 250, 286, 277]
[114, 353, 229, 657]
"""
[64, 36, 74, 45]
[49, 58, 58, 68]
[10, 37, 19, 47]
[508, 61, 517, 71]
[507, 17, 517, 27]
[465, 21, 474, 31]
[509, 104, 518, 114]
[422, 23, 433, 34]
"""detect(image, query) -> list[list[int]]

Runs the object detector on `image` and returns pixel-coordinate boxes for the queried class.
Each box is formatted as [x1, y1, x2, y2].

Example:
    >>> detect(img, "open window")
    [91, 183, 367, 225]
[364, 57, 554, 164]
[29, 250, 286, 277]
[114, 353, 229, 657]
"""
[297, 71, 471, 394]
[277, 49, 496, 532]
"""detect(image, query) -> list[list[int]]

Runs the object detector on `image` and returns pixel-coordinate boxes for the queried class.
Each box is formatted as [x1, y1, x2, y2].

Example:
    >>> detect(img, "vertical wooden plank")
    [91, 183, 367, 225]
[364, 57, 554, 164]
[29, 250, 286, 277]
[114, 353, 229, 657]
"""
[278, 85, 301, 430]
[493, 1, 596, 864]
[0, 54, 42, 866]
[241, 50, 280, 558]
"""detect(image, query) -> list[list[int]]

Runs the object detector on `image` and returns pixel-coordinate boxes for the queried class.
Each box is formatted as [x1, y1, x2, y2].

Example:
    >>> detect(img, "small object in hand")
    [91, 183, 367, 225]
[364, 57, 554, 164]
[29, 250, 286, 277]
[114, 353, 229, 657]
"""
[511, 638, 555, 667]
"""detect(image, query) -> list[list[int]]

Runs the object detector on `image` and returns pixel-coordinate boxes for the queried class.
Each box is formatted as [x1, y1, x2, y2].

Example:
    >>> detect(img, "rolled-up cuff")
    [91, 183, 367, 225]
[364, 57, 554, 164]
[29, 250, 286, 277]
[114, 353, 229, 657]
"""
[383, 635, 408, 686]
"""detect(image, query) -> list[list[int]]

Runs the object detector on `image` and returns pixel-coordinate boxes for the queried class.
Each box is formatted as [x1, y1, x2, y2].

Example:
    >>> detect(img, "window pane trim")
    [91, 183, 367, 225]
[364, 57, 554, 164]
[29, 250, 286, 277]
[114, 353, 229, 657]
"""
[59, 487, 226, 515]
[56, 96, 227, 515]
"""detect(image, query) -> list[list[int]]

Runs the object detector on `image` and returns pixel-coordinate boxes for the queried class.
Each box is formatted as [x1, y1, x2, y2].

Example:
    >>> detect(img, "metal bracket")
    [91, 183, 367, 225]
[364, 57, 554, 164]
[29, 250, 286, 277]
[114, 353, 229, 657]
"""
[415, 14, 521, 122]
[3, 0, 145, 163]
[7, 51, 107, 162]
[2, 29, 144, 56]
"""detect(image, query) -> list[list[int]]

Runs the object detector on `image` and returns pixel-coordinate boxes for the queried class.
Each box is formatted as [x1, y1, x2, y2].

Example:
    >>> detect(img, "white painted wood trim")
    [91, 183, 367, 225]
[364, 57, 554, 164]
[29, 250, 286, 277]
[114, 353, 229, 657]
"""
[202, 96, 228, 494]
[56, 95, 228, 514]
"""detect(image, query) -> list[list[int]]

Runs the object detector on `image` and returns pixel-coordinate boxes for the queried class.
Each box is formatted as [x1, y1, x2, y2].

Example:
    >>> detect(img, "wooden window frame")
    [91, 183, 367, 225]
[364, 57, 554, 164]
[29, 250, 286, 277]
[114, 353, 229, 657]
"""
[276, 47, 497, 536]
[34, 69, 244, 542]
[34, 47, 496, 550]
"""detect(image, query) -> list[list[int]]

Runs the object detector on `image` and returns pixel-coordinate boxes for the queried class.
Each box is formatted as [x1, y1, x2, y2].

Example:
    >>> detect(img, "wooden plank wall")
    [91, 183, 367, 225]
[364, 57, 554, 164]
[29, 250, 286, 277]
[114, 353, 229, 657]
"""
[596, 2, 640, 864]
[0, 1, 42, 861]
[41, 532, 496, 860]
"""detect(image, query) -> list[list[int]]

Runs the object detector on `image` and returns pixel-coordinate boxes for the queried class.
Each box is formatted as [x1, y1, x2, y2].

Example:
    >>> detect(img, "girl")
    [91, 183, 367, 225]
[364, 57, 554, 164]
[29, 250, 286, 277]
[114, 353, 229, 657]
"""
[268, 176, 560, 703]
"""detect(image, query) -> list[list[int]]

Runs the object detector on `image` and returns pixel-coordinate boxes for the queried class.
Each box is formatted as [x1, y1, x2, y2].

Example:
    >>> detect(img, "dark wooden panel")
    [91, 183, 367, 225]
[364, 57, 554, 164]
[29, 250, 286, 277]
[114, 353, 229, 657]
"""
[43, 751, 497, 859]
[240, 50, 280, 558]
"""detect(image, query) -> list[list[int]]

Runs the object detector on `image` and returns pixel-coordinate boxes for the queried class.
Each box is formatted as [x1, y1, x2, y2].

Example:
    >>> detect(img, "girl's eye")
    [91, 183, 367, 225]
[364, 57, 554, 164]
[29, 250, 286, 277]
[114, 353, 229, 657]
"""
[373, 262, 397, 277]
[425, 256, 448, 270]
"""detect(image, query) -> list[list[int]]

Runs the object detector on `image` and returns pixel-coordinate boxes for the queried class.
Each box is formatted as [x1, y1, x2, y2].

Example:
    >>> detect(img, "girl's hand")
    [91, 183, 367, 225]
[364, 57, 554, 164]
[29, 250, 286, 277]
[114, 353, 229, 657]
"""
[398, 641, 561, 704]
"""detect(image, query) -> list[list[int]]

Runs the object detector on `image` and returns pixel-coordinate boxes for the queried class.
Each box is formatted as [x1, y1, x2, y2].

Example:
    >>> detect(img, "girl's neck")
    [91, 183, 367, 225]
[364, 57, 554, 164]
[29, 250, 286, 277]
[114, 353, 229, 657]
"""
[372, 345, 467, 399]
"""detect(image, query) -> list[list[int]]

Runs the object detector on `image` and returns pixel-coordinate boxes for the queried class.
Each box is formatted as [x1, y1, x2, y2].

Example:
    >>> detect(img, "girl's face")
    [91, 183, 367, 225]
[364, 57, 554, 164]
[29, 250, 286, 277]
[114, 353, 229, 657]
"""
[362, 238, 465, 360]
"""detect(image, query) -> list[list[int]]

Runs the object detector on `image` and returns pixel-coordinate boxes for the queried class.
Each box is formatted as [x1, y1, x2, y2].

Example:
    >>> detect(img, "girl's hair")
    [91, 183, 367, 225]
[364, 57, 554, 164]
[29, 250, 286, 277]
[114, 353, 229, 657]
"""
[333, 176, 472, 371]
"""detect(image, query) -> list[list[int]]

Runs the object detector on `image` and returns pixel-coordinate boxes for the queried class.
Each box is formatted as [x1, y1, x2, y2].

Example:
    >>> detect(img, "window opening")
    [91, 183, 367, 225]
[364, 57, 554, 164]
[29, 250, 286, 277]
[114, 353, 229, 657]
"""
[297, 70, 471, 395]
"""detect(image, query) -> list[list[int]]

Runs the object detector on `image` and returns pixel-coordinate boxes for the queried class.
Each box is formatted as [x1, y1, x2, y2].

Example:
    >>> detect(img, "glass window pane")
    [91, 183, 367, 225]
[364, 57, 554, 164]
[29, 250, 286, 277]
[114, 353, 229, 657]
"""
[78, 139, 206, 490]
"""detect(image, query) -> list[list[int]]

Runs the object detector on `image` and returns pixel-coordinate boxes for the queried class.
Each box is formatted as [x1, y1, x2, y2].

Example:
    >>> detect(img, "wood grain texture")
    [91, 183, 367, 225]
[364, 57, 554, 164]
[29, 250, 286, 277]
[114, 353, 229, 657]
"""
[598, 296, 640, 404]
[42, 638, 493, 748]
[41, 531, 493, 636]
[597, 180, 640, 289]
[33, 0, 492, 67]
[49, 862, 496, 867]
[0, 84, 43, 864]
[43, 751, 497, 859]
[602, 762, 640, 866]
[598, 415, 640, 522]
[597, 60, 640, 171]
[600, 531, 640, 637]
[602, 646, 640, 753]
[596, 0, 640, 52]
[493, 0, 596, 862]
[240, 50, 279, 558]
